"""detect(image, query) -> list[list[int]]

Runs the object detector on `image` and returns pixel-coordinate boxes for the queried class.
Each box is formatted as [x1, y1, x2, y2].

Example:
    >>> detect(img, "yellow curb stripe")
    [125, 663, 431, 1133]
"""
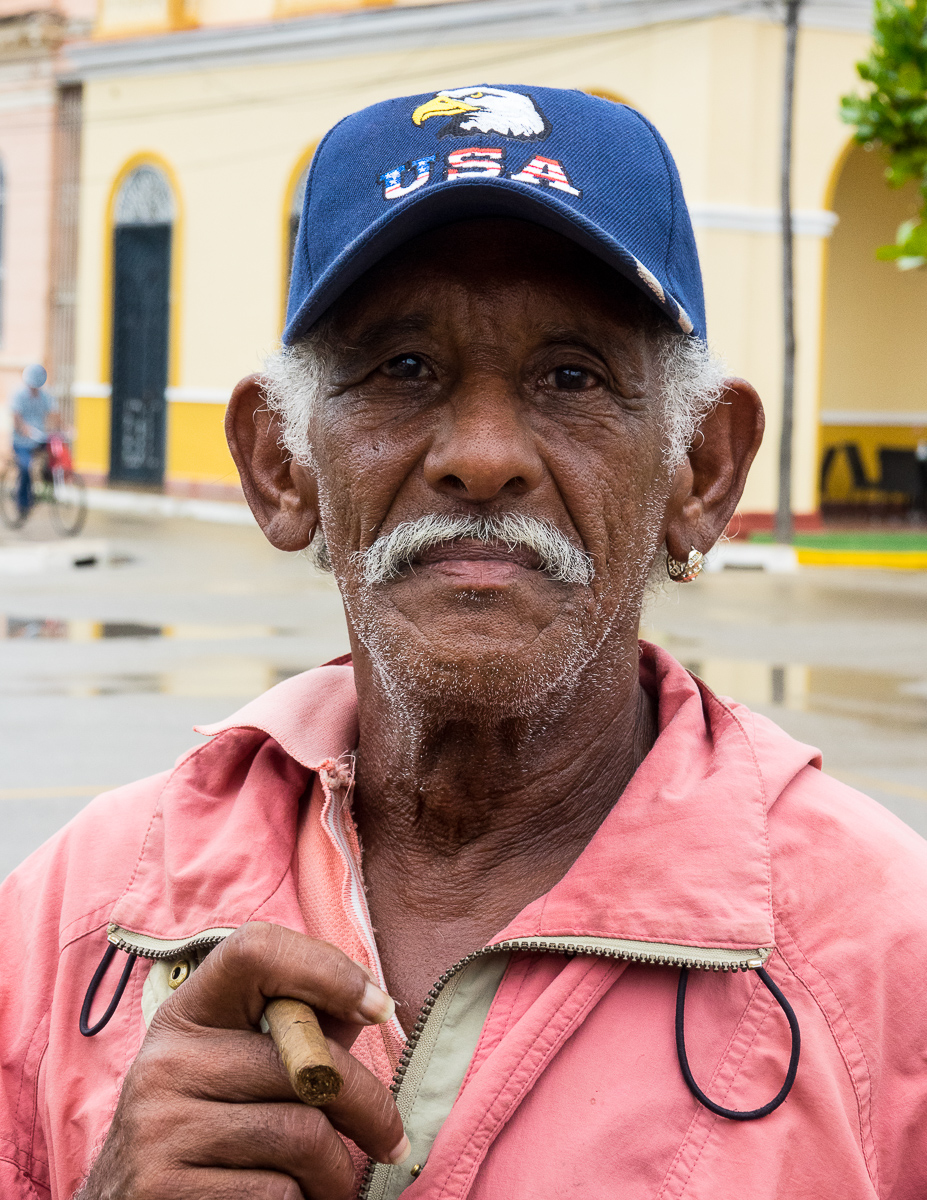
[796, 548, 927, 569]
[0, 785, 113, 801]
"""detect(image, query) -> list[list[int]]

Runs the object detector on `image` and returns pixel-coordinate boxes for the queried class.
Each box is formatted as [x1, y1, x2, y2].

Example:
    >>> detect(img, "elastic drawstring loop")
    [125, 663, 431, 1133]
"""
[676, 966, 801, 1121]
[79, 943, 138, 1037]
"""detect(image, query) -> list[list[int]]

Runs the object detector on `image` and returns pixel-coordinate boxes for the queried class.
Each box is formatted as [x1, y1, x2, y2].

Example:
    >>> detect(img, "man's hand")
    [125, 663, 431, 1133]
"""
[78, 923, 408, 1200]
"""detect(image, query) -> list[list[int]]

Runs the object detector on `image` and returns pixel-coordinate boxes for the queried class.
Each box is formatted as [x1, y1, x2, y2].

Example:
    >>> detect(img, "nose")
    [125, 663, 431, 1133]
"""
[422, 381, 545, 504]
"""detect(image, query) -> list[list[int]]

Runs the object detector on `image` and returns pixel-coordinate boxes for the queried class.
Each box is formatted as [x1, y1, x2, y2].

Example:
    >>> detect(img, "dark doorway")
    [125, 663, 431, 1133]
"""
[110, 225, 170, 484]
[109, 163, 175, 487]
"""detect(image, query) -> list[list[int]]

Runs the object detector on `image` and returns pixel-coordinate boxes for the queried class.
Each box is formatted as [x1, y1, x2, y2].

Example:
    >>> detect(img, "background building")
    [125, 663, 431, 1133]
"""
[0, 0, 92, 456]
[60, 0, 923, 522]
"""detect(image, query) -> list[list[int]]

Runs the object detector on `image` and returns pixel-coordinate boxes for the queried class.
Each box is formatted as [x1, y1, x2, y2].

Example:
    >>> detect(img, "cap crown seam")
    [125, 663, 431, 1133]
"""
[624, 106, 677, 287]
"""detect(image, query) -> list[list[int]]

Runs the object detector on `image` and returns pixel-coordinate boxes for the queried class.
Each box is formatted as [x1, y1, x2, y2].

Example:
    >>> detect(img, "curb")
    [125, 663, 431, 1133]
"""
[0, 539, 114, 574]
[795, 548, 927, 570]
[84, 488, 255, 526]
[705, 543, 798, 573]
[706, 542, 927, 572]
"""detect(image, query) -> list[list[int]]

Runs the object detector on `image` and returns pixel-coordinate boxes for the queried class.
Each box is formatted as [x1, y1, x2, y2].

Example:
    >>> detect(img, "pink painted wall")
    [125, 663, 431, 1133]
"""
[0, 71, 56, 457]
[0, 1, 91, 460]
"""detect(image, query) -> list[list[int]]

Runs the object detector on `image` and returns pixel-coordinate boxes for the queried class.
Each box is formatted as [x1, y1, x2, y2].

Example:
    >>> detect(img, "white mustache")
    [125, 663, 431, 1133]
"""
[358, 513, 594, 587]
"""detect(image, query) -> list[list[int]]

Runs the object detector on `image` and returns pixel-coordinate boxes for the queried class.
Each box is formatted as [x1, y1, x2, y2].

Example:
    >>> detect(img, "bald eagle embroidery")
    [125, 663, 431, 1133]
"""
[412, 87, 550, 141]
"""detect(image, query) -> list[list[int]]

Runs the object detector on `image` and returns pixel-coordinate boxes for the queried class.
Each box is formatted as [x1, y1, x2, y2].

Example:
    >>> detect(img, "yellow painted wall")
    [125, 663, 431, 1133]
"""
[74, 396, 239, 484]
[166, 401, 238, 483]
[73, 394, 110, 475]
[74, 12, 871, 510]
[195, 0, 273, 24]
[97, 0, 410, 36]
[96, 0, 174, 37]
[821, 143, 927, 417]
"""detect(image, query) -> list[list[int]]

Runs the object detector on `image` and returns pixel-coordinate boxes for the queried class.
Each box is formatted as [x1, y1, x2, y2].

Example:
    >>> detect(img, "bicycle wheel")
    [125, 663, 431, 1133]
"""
[49, 469, 88, 537]
[0, 462, 26, 529]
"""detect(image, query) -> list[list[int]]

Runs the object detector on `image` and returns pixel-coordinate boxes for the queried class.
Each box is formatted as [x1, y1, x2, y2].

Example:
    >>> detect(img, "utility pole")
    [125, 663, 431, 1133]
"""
[776, 0, 802, 543]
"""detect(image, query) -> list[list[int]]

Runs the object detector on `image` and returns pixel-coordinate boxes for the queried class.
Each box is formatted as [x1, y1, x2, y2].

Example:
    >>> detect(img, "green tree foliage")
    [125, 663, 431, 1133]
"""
[841, 0, 927, 268]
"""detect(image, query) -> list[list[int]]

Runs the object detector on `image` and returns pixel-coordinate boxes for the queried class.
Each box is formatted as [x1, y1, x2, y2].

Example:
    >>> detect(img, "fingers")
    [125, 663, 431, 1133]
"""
[144, 1026, 405, 1164]
[126, 1167, 307, 1200]
[156, 1027, 303, 1103]
[319, 1041, 407, 1164]
[188, 1102, 356, 1200]
[161, 923, 394, 1032]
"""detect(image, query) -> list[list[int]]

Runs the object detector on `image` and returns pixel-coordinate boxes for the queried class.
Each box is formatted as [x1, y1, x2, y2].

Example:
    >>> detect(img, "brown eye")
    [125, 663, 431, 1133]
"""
[551, 365, 593, 390]
[383, 354, 427, 379]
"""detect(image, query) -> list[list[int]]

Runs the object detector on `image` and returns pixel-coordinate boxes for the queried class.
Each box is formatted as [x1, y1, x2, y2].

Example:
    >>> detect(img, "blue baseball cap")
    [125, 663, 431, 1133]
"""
[284, 84, 706, 345]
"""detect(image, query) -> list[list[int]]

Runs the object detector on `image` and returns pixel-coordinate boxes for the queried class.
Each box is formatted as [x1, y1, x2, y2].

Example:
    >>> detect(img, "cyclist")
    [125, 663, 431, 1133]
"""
[11, 363, 58, 517]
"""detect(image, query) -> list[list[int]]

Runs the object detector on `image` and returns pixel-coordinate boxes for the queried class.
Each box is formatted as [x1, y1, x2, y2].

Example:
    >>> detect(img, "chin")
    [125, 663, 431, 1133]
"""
[350, 604, 596, 724]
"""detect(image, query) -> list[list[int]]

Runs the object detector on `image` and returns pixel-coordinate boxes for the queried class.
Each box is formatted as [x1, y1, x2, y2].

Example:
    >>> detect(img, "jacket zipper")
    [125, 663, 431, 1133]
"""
[106, 923, 237, 959]
[358, 936, 771, 1199]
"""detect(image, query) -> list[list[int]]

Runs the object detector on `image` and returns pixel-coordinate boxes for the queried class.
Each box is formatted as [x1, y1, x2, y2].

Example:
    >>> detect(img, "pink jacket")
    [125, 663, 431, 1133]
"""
[3, 644, 927, 1199]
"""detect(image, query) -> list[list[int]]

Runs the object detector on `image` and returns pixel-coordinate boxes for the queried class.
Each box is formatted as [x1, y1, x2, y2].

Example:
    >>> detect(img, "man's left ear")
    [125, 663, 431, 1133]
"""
[225, 374, 319, 552]
[664, 378, 765, 561]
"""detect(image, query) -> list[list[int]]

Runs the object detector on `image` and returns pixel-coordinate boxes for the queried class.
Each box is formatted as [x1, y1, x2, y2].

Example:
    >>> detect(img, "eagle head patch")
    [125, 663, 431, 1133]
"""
[411, 87, 550, 141]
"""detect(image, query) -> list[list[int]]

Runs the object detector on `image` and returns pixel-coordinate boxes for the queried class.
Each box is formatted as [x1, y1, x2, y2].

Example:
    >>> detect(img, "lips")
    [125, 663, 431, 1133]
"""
[412, 539, 544, 572]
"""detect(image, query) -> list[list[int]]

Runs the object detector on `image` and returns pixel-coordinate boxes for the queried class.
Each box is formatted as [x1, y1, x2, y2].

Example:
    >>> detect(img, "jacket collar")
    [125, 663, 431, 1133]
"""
[110, 646, 819, 952]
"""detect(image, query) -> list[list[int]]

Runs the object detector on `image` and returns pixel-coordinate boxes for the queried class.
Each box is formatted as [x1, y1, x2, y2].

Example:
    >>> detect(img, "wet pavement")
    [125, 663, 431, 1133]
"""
[642, 568, 927, 837]
[1, 505, 925, 878]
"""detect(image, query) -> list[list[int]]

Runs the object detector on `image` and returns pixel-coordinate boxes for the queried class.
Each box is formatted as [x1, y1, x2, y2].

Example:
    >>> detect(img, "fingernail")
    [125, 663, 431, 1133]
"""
[358, 981, 395, 1024]
[388, 1134, 411, 1165]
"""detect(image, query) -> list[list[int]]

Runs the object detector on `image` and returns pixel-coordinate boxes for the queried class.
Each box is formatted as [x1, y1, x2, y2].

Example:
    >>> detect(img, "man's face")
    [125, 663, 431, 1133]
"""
[303, 219, 676, 718]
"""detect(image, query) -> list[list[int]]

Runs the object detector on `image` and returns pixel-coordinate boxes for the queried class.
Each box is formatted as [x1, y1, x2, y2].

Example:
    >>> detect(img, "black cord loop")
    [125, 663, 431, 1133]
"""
[79, 943, 138, 1037]
[676, 966, 801, 1120]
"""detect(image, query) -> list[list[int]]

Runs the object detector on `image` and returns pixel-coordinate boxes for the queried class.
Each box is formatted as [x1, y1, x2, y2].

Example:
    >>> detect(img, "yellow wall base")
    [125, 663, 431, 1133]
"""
[166, 401, 238, 485]
[74, 394, 111, 476]
[74, 395, 238, 487]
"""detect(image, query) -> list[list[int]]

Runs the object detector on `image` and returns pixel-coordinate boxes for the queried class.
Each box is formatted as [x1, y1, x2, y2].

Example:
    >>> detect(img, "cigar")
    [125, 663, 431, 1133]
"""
[265, 997, 344, 1107]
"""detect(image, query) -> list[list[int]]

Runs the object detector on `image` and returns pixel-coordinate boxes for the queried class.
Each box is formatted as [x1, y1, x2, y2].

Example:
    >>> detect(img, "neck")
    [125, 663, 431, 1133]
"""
[351, 636, 656, 915]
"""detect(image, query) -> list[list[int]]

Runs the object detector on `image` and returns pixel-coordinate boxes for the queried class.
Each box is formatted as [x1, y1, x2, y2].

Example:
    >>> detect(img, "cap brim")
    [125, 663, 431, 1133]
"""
[283, 177, 694, 344]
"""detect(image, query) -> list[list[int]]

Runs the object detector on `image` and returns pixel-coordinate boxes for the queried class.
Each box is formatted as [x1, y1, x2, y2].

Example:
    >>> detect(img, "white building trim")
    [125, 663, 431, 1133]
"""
[61, 0, 763, 80]
[59, 0, 873, 83]
[820, 410, 927, 426]
[74, 383, 231, 404]
[165, 386, 230, 404]
[0, 88, 55, 113]
[74, 381, 111, 398]
[689, 204, 839, 237]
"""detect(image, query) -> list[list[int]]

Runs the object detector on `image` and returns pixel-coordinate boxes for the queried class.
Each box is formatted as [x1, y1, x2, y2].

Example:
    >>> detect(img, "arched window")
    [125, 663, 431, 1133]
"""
[115, 164, 175, 225]
[110, 163, 176, 486]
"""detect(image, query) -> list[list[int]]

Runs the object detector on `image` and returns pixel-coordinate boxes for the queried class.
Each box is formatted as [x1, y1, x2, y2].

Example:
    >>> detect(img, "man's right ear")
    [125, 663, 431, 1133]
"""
[225, 374, 319, 552]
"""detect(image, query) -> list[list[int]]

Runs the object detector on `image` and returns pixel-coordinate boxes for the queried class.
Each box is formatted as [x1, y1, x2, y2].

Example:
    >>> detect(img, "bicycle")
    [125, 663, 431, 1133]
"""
[0, 435, 88, 537]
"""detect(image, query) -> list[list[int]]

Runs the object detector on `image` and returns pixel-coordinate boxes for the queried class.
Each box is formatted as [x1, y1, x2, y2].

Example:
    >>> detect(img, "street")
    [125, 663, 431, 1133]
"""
[2, 507, 926, 879]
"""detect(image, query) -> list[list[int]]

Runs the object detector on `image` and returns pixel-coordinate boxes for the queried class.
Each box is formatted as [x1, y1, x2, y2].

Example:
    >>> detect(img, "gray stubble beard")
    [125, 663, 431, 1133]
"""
[324, 513, 610, 735]
[314, 486, 666, 738]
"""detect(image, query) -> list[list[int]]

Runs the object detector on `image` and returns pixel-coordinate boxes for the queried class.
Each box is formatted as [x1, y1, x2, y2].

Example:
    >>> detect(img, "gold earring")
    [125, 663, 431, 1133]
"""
[666, 548, 704, 582]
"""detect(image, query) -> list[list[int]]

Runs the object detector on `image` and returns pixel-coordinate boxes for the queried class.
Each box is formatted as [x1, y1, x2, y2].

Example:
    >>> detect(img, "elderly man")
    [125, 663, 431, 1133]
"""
[3, 87, 927, 1200]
